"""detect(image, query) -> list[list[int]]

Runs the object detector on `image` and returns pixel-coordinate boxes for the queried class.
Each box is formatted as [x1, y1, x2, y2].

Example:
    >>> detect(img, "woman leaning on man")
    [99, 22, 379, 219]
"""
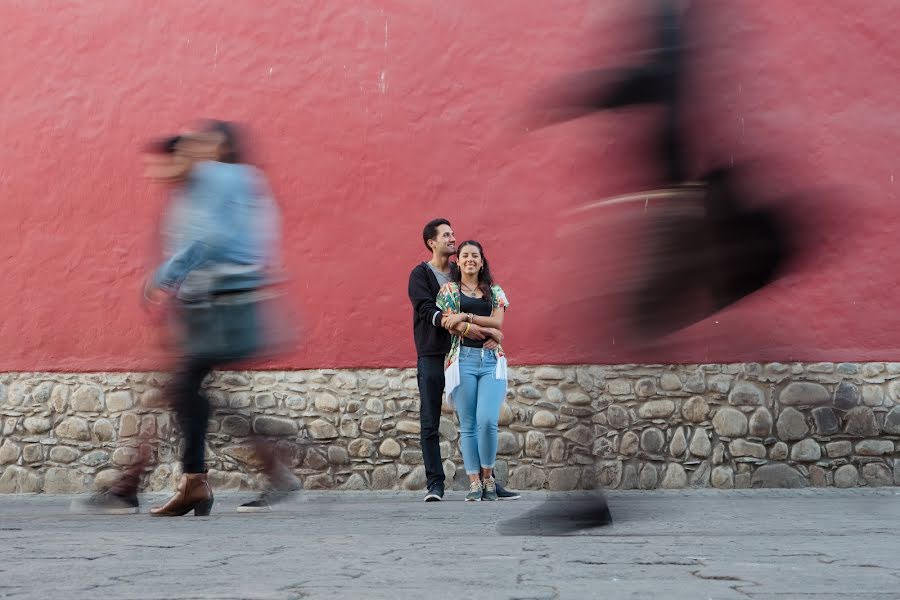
[437, 240, 510, 501]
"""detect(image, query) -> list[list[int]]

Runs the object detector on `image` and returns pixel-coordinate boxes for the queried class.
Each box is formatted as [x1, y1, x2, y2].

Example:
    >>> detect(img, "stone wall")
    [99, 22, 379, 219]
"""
[1, 363, 899, 493]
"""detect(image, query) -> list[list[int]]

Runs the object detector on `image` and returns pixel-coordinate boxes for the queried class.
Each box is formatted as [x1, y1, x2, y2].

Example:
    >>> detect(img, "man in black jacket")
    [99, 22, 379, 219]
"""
[408, 218, 520, 501]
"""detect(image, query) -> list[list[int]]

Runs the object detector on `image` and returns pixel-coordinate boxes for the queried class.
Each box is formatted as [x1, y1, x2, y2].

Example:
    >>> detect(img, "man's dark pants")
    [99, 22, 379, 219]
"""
[417, 355, 446, 491]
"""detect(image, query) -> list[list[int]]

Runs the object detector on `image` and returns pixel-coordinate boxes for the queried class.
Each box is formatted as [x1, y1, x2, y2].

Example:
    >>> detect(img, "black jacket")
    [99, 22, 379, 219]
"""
[408, 262, 456, 357]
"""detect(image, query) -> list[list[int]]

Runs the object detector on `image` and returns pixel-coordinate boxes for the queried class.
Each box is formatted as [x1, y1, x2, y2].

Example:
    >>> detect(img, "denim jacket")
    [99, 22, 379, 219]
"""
[154, 160, 280, 298]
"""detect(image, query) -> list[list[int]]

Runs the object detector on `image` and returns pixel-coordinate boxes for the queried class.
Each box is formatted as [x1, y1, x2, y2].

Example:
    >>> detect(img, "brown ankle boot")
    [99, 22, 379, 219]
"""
[150, 472, 214, 517]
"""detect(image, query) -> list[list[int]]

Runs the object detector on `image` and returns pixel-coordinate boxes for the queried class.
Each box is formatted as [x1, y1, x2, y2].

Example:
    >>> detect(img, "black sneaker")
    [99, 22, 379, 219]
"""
[495, 482, 521, 500]
[424, 484, 444, 502]
[71, 490, 139, 515]
[237, 489, 295, 513]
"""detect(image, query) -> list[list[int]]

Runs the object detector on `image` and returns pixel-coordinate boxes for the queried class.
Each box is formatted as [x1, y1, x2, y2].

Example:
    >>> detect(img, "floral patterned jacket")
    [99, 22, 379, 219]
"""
[436, 282, 510, 402]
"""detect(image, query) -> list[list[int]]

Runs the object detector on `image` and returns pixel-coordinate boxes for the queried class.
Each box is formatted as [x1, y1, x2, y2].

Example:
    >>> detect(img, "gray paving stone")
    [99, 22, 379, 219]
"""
[0, 490, 897, 600]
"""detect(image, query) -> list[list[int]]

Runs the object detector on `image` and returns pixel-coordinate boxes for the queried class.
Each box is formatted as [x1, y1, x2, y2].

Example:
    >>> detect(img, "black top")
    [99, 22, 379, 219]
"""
[408, 262, 458, 357]
[460, 292, 493, 348]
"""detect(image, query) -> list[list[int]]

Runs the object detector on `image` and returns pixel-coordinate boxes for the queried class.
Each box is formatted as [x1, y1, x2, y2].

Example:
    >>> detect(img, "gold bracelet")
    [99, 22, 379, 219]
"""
[463, 323, 471, 337]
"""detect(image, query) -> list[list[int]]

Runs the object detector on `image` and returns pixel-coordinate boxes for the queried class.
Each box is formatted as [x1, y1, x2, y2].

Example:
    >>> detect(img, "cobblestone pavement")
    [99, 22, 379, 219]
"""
[1, 489, 898, 600]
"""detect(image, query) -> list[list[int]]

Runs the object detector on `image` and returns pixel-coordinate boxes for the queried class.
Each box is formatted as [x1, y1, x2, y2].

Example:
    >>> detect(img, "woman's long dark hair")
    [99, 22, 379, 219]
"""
[454, 240, 494, 299]
[202, 120, 244, 164]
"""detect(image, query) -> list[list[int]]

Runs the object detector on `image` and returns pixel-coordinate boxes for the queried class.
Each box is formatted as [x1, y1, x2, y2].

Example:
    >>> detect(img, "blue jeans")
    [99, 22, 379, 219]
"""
[455, 346, 507, 475]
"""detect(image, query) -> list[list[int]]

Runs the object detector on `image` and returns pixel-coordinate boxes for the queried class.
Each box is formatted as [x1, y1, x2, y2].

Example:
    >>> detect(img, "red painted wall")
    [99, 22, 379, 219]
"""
[1, 1, 899, 371]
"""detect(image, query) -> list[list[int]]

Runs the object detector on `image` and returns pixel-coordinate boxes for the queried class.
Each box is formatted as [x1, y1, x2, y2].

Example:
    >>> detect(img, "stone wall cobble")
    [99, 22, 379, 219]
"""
[1, 363, 899, 493]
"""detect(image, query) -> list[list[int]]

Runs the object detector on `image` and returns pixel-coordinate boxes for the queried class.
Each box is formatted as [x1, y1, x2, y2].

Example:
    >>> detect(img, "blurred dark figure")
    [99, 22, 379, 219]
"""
[534, 0, 794, 339]
[501, 0, 800, 535]
[76, 122, 298, 516]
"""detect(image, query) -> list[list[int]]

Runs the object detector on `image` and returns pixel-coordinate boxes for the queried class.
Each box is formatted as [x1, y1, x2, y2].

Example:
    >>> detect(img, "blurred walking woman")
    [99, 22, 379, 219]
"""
[437, 241, 509, 501]
[147, 122, 283, 516]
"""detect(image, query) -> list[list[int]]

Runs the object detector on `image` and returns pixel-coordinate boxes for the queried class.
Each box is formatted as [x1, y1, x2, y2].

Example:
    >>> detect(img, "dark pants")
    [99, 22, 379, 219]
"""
[417, 355, 446, 490]
[171, 358, 217, 474]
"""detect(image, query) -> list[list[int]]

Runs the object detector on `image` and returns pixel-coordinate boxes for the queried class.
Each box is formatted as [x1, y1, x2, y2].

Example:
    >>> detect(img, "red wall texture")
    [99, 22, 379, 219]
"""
[1, 1, 899, 371]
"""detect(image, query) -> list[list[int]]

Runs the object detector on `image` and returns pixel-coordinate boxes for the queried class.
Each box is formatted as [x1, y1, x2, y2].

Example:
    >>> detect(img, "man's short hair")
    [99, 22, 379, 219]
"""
[423, 218, 451, 250]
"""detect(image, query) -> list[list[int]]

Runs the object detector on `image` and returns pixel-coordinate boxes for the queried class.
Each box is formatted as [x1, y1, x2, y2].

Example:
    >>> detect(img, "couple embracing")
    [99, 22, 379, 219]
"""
[408, 219, 520, 502]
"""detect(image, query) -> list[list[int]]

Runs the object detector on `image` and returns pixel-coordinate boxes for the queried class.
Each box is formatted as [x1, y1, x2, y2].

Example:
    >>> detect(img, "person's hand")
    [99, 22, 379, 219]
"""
[481, 328, 503, 350]
[484, 328, 504, 344]
[142, 277, 170, 309]
[464, 323, 487, 341]
[441, 313, 467, 329]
